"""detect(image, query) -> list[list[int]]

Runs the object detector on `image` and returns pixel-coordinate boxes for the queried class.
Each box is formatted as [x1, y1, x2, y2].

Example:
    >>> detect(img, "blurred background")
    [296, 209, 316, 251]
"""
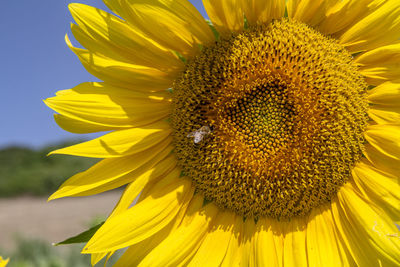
[0, 0, 207, 266]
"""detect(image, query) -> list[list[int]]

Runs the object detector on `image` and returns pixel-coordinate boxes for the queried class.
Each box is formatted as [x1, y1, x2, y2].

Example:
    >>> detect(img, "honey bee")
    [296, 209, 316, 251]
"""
[187, 126, 212, 144]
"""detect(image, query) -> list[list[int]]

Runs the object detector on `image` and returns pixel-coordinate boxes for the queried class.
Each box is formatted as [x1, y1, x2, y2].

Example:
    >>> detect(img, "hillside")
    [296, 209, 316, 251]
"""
[0, 141, 98, 197]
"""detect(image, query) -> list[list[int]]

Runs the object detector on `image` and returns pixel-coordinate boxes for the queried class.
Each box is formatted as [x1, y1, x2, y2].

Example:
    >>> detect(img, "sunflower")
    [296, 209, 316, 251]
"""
[45, 0, 400, 265]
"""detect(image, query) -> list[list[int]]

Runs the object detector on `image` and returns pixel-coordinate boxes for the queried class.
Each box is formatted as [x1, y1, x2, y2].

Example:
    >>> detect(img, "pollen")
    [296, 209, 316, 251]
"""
[171, 19, 368, 219]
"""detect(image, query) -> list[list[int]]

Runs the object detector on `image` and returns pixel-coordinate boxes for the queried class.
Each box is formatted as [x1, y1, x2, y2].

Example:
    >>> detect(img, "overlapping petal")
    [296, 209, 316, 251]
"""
[112, 191, 191, 266]
[356, 42, 400, 85]
[333, 184, 400, 266]
[282, 217, 308, 267]
[240, 219, 257, 266]
[364, 124, 400, 161]
[287, 0, 338, 27]
[49, 120, 172, 158]
[138, 196, 219, 266]
[368, 80, 400, 105]
[219, 216, 244, 266]
[104, 0, 215, 58]
[83, 168, 193, 253]
[368, 107, 400, 125]
[188, 211, 236, 266]
[254, 218, 283, 266]
[367, 81, 400, 124]
[352, 161, 400, 221]
[364, 143, 400, 177]
[108, 154, 178, 217]
[69, 3, 183, 73]
[339, 0, 400, 53]
[203, 0, 244, 37]
[90, 253, 110, 266]
[318, 0, 386, 35]
[242, 0, 285, 27]
[48, 140, 174, 199]
[66, 36, 174, 91]
[306, 205, 354, 266]
[45, 82, 171, 130]
[53, 114, 111, 134]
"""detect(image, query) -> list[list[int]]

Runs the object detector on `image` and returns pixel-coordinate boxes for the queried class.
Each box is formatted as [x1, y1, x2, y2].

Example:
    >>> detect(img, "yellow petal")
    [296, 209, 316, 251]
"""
[254, 218, 283, 267]
[80, 149, 174, 201]
[49, 140, 174, 200]
[56, 81, 172, 98]
[0, 257, 9, 267]
[103, 253, 115, 266]
[53, 114, 113, 134]
[104, 0, 214, 58]
[240, 218, 256, 266]
[50, 120, 171, 158]
[188, 211, 236, 266]
[361, 40, 400, 63]
[220, 216, 244, 267]
[69, 3, 183, 73]
[318, 0, 386, 35]
[287, 0, 338, 27]
[283, 216, 308, 267]
[364, 124, 400, 161]
[286, 0, 300, 18]
[108, 154, 177, 217]
[368, 80, 400, 105]
[356, 42, 400, 86]
[330, 197, 377, 266]
[203, 0, 244, 37]
[339, 1, 400, 53]
[368, 106, 400, 124]
[90, 252, 115, 266]
[114, 187, 194, 266]
[307, 204, 354, 266]
[366, 79, 400, 125]
[114, 227, 174, 266]
[364, 143, 400, 177]
[91, 253, 107, 266]
[352, 161, 400, 221]
[242, 0, 285, 26]
[45, 82, 171, 129]
[66, 36, 173, 91]
[83, 169, 193, 253]
[138, 196, 219, 266]
[333, 183, 400, 266]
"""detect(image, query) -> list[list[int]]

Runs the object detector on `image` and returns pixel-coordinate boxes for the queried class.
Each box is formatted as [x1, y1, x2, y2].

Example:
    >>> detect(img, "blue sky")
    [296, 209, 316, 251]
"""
[1, 0, 206, 148]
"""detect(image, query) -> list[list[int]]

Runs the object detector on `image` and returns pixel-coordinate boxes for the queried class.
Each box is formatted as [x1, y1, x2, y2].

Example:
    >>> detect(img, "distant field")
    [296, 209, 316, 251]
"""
[0, 191, 122, 267]
[0, 141, 98, 197]
[0, 141, 121, 266]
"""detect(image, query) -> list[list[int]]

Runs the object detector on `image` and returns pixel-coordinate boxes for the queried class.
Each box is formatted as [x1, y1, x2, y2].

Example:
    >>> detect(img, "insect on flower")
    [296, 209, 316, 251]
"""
[187, 126, 212, 144]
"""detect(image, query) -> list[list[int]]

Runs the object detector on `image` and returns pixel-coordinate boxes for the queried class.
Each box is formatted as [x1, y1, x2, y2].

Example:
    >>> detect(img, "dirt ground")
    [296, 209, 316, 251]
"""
[0, 191, 121, 251]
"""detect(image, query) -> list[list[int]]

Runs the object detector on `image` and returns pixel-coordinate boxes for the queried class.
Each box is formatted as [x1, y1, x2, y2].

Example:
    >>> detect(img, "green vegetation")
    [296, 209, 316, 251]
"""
[1, 238, 90, 267]
[0, 141, 98, 197]
[0, 238, 121, 267]
[0, 142, 120, 265]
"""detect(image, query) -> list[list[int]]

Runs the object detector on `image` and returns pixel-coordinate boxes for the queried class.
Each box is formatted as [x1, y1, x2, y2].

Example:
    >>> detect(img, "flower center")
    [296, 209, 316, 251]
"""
[171, 19, 368, 219]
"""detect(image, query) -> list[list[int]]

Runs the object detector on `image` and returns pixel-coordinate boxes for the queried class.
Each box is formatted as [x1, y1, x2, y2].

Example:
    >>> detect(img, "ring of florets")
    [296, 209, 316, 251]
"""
[172, 19, 368, 219]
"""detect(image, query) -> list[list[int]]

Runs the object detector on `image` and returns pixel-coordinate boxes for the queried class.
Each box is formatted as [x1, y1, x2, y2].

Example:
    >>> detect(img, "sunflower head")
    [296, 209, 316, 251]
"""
[46, 0, 400, 265]
[172, 19, 369, 219]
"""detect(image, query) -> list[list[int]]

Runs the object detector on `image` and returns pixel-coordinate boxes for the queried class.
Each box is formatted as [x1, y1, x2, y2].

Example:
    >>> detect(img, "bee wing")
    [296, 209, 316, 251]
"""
[187, 132, 196, 138]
